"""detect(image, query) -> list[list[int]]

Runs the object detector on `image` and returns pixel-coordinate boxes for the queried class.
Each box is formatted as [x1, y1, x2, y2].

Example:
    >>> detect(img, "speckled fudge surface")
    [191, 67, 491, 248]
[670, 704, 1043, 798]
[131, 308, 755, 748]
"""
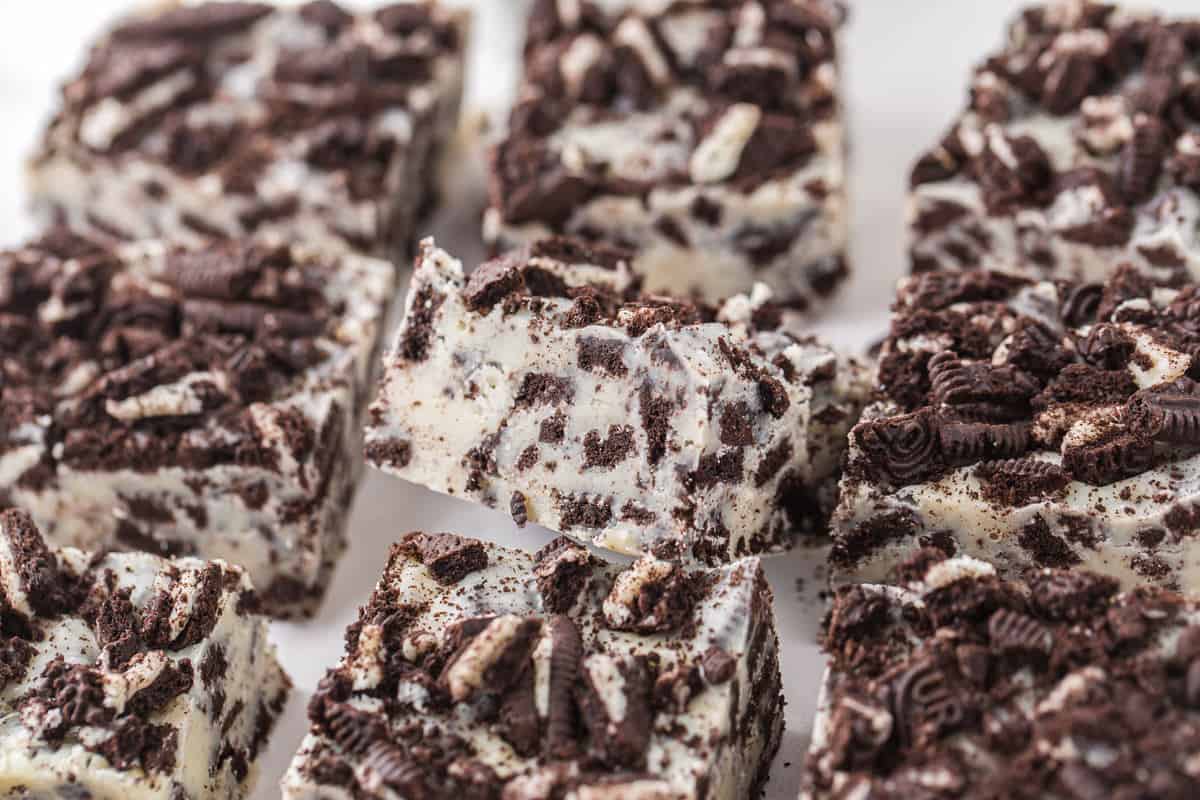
[833, 266, 1200, 591]
[28, 0, 466, 263]
[281, 532, 781, 799]
[909, 0, 1200, 283]
[0, 508, 289, 800]
[802, 552, 1200, 800]
[484, 0, 848, 308]
[364, 237, 869, 564]
[0, 229, 394, 617]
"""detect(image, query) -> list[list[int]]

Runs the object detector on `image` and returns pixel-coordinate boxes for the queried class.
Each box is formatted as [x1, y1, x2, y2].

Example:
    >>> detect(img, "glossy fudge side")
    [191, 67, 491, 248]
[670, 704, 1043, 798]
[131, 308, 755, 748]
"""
[802, 553, 1200, 798]
[282, 532, 782, 798]
[28, 1, 467, 263]
[833, 267, 1200, 591]
[485, 0, 849, 307]
[0, 509, 289, 800]
[365, 238, 870, 563]
[0, 231, 394, 617]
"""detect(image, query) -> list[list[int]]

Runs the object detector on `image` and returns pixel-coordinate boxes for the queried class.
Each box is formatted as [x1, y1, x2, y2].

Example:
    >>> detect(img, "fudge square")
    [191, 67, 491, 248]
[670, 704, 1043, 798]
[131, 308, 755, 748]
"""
[0, 508, 289, 799]
[282, 532, 782, 798]
[833, 266, 1200, 590]
[802, 553, 1200, 799]
[364, 238, 870, 564]
[28, 0, 466, 263]
[484, 0, 849, 307]
[910, 0, 1200, 282]
[0, 229, 394, 618]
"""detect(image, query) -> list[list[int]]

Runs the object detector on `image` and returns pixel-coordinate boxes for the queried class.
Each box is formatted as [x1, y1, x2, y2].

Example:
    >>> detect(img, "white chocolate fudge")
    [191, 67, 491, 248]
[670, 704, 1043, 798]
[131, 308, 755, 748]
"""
[910, 0, 1200, 283]
[365, 238, 869, 563]
[833, 267, 1200, 591]
[282, 532, 782, 799]
[0, 508, 289, 799]
[802, 552, 1200, 798]
[0, 229, 394, 617]
[485, 0, 849, 307]
[29, 1, 466, 263]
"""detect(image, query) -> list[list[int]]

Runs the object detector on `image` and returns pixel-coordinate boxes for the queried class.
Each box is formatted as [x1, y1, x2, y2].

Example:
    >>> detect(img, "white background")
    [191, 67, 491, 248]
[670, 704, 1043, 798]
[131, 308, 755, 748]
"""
[2, 1, 1197, 797]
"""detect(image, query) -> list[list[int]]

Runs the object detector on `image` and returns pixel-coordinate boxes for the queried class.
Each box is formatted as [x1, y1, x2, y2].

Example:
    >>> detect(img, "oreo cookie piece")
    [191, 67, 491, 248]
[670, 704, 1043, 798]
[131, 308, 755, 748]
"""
[365, 238, 870, 565]
[802, 557, 1200, 799]
[0, 509, 289, 798]
[834, 264, 1200, 592]
[282, 532, 783, 799]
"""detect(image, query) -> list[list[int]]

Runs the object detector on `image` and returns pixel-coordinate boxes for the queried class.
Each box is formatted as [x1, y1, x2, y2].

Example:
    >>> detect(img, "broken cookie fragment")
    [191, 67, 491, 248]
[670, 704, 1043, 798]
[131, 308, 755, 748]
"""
[0, 509, 288, 799]
[282, 532, 782, 798]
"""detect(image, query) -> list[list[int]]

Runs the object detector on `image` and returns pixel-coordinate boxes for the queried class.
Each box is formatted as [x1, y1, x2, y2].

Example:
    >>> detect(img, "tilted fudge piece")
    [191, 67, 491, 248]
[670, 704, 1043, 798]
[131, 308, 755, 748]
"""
[29, 0, 467, 263]
[0, 508, 289, 799]
[365, 238, 870, 563]
[802, 552, 1200, 799]
[484, 0, 849, 307]
[0, 229, 393, 617]
[833, 266, 1200, 590]
[909, 0, 1200, 282]
[282, 532, 782, 799]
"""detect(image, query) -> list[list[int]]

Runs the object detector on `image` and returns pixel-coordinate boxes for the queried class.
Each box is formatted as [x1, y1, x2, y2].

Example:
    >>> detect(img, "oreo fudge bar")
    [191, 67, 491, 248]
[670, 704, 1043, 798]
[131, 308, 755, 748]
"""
[910, 0, 1200, 283]
[282, 532, 782, 798]
[802, 552, 1200, 799]
[29, 1, 466, 262]
[484, 0, 849, 307]
[833, 267, 1200, 590]
[0, 509, 289, 799]
[0, 230, 393, 617]
[365, 238, 870, 563]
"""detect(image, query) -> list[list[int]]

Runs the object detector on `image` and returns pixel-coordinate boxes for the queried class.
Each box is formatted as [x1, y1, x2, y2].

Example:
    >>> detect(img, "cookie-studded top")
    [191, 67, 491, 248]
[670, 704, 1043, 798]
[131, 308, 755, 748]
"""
[0, 229, 391, 484]
[32, 1, 465, 254]
[491, 0, 845, 228]
[285, 532, 779, 798]
[911, 0, 1200, 278]
[805, 551, 1200, 799]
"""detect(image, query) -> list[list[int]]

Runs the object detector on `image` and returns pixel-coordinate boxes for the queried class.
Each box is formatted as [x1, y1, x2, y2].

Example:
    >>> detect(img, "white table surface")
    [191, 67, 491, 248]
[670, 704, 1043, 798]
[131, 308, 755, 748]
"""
[2, 1, 1197, 797]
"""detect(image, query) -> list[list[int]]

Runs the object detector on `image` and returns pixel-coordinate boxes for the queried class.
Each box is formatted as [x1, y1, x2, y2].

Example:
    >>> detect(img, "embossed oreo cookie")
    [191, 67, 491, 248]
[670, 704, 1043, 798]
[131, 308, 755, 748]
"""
[835, 266, 1200, 591]
[802, 554, 1200, 800]
[282, 532, 783, 799]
